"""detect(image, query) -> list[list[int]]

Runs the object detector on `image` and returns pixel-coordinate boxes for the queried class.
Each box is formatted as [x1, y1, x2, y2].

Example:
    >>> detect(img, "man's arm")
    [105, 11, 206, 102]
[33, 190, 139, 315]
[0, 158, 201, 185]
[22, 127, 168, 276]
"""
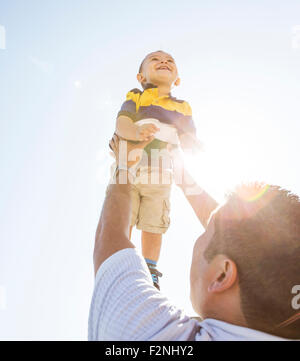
[93, 135, 154, 275]
[89, 136, 204, 341]
[93, 172, 134, 275]
[179, 179, 219, 229]
[179, 132, 203, 154]
[172, 150, 218, 229]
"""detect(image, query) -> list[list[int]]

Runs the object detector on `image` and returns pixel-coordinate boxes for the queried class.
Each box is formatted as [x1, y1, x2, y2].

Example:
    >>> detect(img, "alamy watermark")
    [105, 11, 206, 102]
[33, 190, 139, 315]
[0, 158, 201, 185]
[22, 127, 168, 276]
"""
[292, 25, 300, 50]
[107, 140, 203, 195]
[277, 285, 300, 329]
[0, 25, 6, 50]
[291, 285, 300, 310]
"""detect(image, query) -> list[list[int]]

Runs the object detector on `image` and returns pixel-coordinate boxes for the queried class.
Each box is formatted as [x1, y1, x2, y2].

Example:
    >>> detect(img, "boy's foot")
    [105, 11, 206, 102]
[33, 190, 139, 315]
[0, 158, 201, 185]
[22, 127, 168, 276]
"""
[151, 268, 163, 290]
[146, 263, 163, 290]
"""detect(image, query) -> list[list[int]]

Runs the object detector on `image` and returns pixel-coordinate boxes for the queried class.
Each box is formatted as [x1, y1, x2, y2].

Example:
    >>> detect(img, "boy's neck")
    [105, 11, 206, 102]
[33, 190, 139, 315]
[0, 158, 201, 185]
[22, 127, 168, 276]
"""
[156, 84, 172, 97]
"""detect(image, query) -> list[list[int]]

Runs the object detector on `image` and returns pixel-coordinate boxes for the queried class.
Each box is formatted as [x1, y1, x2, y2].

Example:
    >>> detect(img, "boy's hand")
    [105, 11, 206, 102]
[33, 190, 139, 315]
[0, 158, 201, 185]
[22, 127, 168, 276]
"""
[137, 123, 159, 141]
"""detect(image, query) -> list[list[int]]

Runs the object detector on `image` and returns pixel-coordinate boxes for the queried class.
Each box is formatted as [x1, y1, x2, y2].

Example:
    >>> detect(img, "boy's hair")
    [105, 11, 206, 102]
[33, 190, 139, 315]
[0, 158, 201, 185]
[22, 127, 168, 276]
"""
[204, 183, 300, 339]
[138, 50, 169, 90]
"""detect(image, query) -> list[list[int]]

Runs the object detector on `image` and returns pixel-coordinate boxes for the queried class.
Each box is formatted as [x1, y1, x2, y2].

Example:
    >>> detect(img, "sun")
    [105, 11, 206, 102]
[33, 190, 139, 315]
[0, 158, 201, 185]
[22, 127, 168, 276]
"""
[182, 137, 264, 204]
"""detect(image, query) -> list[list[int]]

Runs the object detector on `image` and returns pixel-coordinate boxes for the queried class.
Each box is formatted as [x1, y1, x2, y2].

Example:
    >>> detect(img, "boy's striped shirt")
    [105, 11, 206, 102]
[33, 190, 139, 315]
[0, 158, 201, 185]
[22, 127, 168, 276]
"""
[117, 84, 196, 154]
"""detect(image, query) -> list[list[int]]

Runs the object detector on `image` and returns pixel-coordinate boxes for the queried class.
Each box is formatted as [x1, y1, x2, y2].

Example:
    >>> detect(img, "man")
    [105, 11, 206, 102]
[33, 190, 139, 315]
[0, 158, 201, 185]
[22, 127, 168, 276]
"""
[88, 135, 300, 341]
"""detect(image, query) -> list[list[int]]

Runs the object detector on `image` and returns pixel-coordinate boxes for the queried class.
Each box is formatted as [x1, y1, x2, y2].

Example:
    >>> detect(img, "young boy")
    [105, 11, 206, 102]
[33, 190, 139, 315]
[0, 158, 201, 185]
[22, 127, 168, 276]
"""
[115, 50, 200, 290]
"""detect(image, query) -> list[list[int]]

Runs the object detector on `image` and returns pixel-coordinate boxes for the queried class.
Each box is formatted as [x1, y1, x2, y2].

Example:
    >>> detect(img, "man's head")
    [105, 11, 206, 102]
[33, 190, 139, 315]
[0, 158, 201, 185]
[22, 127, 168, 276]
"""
[137, 50, 180, 90]
[190, 183, 300, 339]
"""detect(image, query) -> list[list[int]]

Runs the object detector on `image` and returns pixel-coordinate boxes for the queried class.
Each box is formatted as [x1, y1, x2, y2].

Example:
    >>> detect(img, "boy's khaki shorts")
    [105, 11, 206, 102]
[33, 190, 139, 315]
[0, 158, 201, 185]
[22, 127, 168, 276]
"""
[130, 169, 172, 234]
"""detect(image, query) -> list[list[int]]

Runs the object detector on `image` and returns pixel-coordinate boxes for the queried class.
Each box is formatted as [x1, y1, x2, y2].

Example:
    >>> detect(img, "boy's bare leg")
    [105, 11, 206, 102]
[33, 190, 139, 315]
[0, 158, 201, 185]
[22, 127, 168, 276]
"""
[141, 231, 162, 262]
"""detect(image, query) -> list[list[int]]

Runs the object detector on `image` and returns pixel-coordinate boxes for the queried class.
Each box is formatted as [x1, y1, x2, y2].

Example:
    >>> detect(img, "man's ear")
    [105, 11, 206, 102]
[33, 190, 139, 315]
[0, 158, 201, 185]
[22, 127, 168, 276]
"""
[174, 78, 181, 86]
[137, 73, 146, 85]
[208, 257, 237, 293]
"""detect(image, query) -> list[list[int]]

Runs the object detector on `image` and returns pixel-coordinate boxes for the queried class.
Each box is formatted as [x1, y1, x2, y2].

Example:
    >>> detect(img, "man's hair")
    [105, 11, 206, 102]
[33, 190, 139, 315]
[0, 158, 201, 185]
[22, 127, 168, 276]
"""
[204, 183, 300, 339]
[138, 50, 169, 90]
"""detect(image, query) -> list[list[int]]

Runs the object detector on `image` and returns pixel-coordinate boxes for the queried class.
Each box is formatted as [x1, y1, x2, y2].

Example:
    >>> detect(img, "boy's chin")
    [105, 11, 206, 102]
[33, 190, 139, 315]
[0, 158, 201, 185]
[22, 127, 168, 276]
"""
[151, 77, 173, 87]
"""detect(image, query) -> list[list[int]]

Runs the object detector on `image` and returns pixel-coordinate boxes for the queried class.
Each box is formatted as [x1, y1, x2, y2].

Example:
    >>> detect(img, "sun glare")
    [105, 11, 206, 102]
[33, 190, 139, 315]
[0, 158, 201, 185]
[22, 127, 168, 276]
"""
[182, 138, 264, 204]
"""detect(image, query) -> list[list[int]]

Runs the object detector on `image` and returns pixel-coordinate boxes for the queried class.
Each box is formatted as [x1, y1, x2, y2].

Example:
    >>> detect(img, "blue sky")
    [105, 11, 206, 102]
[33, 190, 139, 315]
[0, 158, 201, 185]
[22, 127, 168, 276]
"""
[0, 0, 300, 339]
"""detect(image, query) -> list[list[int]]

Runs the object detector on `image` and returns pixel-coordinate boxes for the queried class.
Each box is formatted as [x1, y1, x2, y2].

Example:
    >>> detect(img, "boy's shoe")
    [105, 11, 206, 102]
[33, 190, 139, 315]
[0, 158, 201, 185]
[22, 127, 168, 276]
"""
[146, 264, 163, 290]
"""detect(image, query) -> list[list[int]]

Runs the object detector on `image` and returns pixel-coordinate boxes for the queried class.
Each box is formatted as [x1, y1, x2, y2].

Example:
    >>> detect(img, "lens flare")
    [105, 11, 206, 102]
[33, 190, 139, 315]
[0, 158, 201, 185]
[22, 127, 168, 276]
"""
[244, 184, 270, 203]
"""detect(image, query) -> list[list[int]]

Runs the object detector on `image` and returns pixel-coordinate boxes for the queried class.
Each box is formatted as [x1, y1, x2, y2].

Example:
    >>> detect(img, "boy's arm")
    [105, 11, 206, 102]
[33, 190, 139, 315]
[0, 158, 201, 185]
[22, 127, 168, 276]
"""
[116, 89, 159, 141]
[116, 115, 159, 141]
[116, 88, 142, 141]
[116, 115, 140, 141]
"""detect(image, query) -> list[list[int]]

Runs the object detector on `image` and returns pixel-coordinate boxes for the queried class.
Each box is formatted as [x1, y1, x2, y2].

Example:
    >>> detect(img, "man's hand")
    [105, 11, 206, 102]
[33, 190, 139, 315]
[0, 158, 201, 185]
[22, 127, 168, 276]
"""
[137, 123, 159, 141]
[179, 133, 204, 154]
[170, 146, 195, 189]
[169, 145, 218, 229]
[109, 133, 154, 169]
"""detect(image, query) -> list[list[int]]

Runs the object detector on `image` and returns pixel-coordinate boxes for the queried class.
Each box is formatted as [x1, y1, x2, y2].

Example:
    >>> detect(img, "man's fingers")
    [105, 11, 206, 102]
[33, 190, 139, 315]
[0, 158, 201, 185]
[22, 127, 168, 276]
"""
[109, 134, 119, 152]
[109, 139, 115, 151]
[110, 134, 120, 150]
[112, 133, 119, 144]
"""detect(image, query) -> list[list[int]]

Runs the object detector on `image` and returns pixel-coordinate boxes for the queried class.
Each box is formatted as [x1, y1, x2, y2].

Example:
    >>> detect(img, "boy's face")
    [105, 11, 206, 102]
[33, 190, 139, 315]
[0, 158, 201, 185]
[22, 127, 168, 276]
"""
[138, 51, 179, 88]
